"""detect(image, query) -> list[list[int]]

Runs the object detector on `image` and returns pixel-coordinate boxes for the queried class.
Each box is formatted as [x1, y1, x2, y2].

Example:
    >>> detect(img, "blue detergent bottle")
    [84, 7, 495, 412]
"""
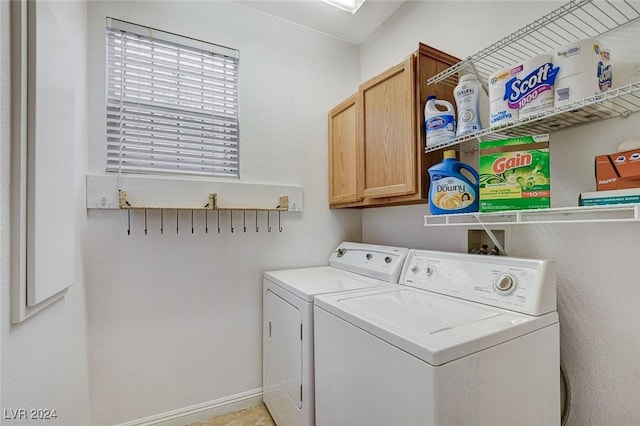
[428, 150, 479, 215]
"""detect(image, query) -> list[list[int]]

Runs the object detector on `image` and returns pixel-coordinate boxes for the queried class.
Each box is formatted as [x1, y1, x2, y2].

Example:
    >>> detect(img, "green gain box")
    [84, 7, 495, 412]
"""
[479, 134, 550, 212]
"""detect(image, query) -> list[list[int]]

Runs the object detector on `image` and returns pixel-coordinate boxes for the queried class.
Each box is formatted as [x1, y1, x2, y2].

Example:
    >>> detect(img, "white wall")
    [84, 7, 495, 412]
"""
[0, 1, 92, 425]
[85, 2, 361, 424]
[362, 2, 640, 425]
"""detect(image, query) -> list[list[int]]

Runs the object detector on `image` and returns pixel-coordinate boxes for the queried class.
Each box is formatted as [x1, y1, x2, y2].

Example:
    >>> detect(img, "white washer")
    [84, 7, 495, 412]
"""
[263, 242, 409, 426]
[314, 249, 560, 426]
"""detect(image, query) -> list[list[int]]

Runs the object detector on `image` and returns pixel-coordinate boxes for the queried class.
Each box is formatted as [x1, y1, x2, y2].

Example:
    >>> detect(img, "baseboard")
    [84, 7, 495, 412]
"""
[115, 388, 264, 426]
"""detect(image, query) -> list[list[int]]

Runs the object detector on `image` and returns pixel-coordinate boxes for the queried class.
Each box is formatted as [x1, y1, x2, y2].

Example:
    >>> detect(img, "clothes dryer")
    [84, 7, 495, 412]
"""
[263, 242, 409, 426]
[314, 249, 560, 426]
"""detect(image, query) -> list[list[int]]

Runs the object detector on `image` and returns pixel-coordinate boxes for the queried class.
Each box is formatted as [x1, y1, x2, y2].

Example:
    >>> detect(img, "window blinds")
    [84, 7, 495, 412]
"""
[106, 18, 240, 177]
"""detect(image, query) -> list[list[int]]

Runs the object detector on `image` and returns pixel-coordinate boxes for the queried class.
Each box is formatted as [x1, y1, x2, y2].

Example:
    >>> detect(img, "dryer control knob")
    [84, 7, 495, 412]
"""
[410, 265, 419, 273]
[494, 274, 516, 295]
[384, 256, 392, 264]
[366, 253, 373, 260]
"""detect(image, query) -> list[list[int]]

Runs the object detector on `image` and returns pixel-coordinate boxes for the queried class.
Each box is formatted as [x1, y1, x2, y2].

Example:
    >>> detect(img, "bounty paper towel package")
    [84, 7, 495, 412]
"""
[479, 134, 551, 212]
[553, 38, 612, 108]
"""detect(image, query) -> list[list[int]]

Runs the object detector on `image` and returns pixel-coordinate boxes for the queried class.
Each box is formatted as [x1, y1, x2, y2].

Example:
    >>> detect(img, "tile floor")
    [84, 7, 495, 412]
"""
[187, 403, 275, 426]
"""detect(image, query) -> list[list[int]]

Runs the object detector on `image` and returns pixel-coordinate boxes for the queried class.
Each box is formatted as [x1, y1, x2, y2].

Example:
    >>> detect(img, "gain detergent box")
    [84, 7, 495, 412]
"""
[479, 134, 550, 212]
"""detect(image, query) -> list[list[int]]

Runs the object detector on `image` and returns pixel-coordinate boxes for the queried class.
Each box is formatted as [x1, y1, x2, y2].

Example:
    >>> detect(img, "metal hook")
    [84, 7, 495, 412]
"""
[268, 211, 272, 232]
[217, 210, 221, 234]
[230, 210, 234, 233]
[191, 210, 194, 234]
[278, 210, 283, 232]
[176, 209, 179, 234]
[255, 210, 259, 232]
[205, 210, 208, 234]
[127, 210, 131, 235]
[144, 209, 148, 235]
[161, 209, 164, 235]
[243, 210, 247, 233]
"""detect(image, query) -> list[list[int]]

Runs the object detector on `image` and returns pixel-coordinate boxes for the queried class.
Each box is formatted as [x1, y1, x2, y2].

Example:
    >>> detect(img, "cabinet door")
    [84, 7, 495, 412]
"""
[329, 94, 362, 205]
[360, 57, 416, 199]
[263, 290, 303, 413]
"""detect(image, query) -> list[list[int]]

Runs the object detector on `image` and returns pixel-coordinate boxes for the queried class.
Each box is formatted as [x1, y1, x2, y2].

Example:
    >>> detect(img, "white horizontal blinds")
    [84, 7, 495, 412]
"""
[106, 18, 240, 177]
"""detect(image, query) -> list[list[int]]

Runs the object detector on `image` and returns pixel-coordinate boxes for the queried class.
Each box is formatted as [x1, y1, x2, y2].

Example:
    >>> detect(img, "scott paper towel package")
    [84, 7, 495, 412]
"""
[553, 38, 612, 108]
[489, 65, 522, 127]
[488, 39, 613, 123]
[506, 54, 558, 119]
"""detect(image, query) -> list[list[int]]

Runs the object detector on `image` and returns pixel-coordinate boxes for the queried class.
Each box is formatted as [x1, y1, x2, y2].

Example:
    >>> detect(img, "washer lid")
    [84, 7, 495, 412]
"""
[264, 267, 395, 303]
[314, 286, 558, 366]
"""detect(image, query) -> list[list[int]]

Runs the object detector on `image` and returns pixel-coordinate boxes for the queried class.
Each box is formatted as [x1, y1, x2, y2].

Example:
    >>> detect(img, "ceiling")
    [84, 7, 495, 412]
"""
[237, 0, 406, 45]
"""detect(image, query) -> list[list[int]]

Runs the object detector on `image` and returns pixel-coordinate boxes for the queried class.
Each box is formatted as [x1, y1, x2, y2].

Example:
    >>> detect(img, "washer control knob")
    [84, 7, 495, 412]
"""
[425, 267, 434, 277]
[384, 256, 392, 264]
[494, 274, 516, 295]
[336, 248, 346, 257]
[366, 253, 373, 260]
[410, 265, 419, 274]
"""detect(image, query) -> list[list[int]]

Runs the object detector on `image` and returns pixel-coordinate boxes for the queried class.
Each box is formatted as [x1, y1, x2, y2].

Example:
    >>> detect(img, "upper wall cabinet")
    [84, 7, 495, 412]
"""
[329, 94, 361, 205]
[329, 43, 459, 208]
[361, 57, 416, 200]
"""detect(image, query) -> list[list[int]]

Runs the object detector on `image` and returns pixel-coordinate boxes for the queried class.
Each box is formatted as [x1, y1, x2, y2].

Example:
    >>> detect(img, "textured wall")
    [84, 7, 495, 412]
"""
[361, 2, 640, 425]
[85, 2, 361, 424]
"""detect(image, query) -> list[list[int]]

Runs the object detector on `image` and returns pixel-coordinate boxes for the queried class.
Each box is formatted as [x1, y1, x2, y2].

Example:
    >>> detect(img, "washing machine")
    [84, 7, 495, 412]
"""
[314, 249, 560, 426]
[263, 242, 409, 426]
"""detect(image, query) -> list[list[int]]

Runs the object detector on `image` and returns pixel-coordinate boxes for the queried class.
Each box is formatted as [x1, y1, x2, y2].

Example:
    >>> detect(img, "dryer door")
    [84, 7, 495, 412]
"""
[264, 290, 302, 409]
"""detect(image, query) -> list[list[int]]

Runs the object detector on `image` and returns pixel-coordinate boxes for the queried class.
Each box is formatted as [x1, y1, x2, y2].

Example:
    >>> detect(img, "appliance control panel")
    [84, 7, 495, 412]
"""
[400, 250, 556, 315]
[329, 242, 409, 283]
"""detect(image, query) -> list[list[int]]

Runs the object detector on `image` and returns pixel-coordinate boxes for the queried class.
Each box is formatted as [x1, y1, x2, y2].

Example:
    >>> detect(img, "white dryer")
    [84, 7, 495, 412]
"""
[314, 249, 560, 426]
[263, 242, 409, 426]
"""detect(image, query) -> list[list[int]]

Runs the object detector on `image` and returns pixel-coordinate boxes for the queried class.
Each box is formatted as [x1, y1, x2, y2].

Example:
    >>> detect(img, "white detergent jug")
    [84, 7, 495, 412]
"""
[425, 96, 456, 148]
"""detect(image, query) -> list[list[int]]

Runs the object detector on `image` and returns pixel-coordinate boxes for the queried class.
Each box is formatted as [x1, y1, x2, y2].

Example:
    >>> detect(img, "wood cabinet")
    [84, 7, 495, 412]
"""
[329, 94, 361, 205]
[329, 43, 459, 208]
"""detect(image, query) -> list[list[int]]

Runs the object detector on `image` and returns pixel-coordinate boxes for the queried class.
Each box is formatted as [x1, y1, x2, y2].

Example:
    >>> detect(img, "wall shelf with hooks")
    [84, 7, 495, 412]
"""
[86, 175, 302, 235]
[87, 174, 302, 211]
[117, 190, 289, 212]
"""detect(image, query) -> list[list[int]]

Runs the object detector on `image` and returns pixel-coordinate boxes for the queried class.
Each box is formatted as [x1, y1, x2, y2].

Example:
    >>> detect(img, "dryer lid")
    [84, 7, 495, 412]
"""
[314, 286, 558, 366]
[264, 267, 394, 302]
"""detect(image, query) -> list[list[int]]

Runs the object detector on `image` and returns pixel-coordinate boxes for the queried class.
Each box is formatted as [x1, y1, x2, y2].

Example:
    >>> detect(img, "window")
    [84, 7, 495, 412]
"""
[106, 18, 239, 178]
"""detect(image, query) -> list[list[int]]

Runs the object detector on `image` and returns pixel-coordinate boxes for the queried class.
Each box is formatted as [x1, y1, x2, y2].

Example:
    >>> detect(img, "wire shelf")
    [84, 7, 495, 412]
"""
[425, 80, 640, 152]
[424, 204, 640, 226]
[427, 0, 640, 86]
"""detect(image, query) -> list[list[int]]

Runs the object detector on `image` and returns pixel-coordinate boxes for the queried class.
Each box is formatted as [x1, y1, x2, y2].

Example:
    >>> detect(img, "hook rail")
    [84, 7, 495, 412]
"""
[118, 190, 289, 235]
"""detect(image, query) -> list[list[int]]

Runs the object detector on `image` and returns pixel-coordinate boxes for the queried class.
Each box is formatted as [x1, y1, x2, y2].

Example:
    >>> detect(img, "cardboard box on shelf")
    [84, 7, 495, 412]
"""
[595, 148, 640, 190]
[579, 188, 640, 206]
[479, 134, 551, 212]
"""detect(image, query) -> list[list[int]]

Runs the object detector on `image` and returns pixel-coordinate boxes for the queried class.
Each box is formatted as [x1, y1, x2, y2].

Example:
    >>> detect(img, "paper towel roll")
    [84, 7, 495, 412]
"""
[553, 38, 611, 108]
[489, 65, 522, 127]
[516, 54, 555, 118]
